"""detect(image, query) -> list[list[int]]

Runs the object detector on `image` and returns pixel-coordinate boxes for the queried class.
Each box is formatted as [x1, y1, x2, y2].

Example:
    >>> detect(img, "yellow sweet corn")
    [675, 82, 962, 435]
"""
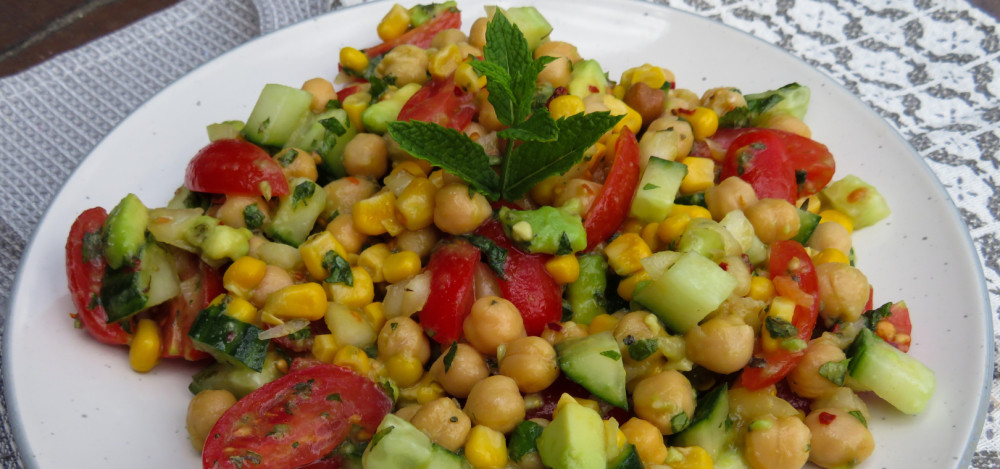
[798, 196, 821, 214]
[545, 254, 580, 285]
[358, 243, 392, 283]
[129, 319, 161, 373]
[617, 270, 651, 302]
[353, 190, 403, 236]
[362, 302, 387, 333]
[223, 297, 258, 324]
[465, 425, 508, 469]
[299, 231, 349, 282]
[622, 217, 644, 234]
[621, 418, 668, 466]
[588, 314, 620, 335]
[663, 446, 714, 469]
[312, 334, 339, 363]
[813, 247, 850, 265]
[324, 266, 375, 309]
[222, 256, 267, 299]
[657, 213, 691, 245]
[333, 344, 372, 375]
[761, 296, 797, 352]
[680, 157, 715, 194]
[383, 251, 422, 284]
[395, 177, 436, 231]
[686, 107, 719, 140]
[393, 161, 428, 177]
[455, 62, 487, 93]
[428, 44, 462, 80]
[548, 94, 586, 120]
[620, 63, 669, 90]
[339, 46, 369, 73]
[604, 418, 628, 461]
[819, 209, 854, 233]
[602, 95, 642, 135]
[262, 283, 327, 325]
[640, 222, 660, 252]
[670, 204, 712, 220]
[377, 4, 410, 42]
[342, 91, 371, 133]
[605, 233, 652, 276]
[748, 276, 775, 302]
[385, 354, 423, 387]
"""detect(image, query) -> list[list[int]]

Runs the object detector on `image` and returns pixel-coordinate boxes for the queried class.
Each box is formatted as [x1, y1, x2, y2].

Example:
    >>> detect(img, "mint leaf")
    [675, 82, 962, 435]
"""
[498, 107, 558, 142]
[462, 234, 508, 280]
[501, 112, 621, 200]
[477, 13, 554, 127]
[765, 316, 798, 339]
[322, 250, 354, 286]
[388, 120, 501, 200]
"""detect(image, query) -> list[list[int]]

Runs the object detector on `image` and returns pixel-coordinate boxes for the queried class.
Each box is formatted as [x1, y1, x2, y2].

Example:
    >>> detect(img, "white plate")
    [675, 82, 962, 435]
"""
[5, 0, 991, 467]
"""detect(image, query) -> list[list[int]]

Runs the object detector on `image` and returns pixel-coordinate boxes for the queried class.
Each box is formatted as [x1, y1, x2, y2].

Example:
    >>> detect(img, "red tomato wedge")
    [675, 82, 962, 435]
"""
[583, 128, 641, 251]
[157, 252, 222, 360]
[203, 364, 391, 469]
[475, 219, 563, 336]
[397, 76, 477, 131]
[719, 129, 797, 203]
[420, 240, 481, 344]
[741, 240, 820, 389]
[365, 9, 461, 57]
[871, 301, 913, 353]
[184, 139, 290, 197]
[65, 207, 131, 345]
[336, 85, 362, 102]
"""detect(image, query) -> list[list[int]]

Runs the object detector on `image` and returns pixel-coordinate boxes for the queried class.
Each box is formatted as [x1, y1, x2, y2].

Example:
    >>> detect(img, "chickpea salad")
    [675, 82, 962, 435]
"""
[63, 3, 936, 469]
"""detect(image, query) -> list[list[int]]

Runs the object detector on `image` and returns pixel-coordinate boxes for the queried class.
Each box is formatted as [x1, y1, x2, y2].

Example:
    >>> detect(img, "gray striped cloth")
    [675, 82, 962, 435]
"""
[1, 0, 998, 466]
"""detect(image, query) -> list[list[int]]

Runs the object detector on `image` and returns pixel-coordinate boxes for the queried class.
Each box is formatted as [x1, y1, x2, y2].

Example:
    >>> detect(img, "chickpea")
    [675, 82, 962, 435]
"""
[410, 397, 472, 452]
[430, 343, 490, 398]
[624, 83, 666, 127]
[375, 44, 429, 87]
[537, 56, 572, 88]
[395, 404, 422, 421]
[433, 183, 492, 234]
[343, 133, 388, 178]
[743, 198, 801, 244]
[666, 88, 700, 115]
[540, 321, 588, 346]
[217, 195, 269, 230]
[324, 176, 378, 216]
[392, 226, 440, 259]
[378, 316, 431, 364]
[632, 370, 696, 435]
[249, 265, 293, 308]
[812, 386, 871, 422]
[684, 316, 754, 374]
[744, 415, 811, 469]
[325, 213, 367, 253]
[787, 337, 848, 398]
[620, 418, 668, 465]
[807, 222, 852, 256]
[761, 113, 812, 138]
[700, 87, 747, 117]
[465, 375, 526, 434]
[499, 336, 559, 393]
[721, 255, 752, 297]
[705, 177, 758, 220]
[816, 263, 870, 323]
[468, 17, 488, 49]
[464, 296, 527, 356]
[613, 312, 660, 361]
[805, 408, 874, 468]
[186, 390, 237, 451]
[431, 28, 467, 49]
[644, 116, 693, 158]
[553, 178, 603, 214]
[275, 147, 319, 182]
[533, 41, 582, 63]
[301, 77, 336, 113]
[477, 95, 505, 131]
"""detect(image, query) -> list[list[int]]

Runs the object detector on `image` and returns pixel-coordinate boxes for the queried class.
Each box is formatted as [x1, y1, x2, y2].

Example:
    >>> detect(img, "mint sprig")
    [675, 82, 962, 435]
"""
[388, 120, 501, 200]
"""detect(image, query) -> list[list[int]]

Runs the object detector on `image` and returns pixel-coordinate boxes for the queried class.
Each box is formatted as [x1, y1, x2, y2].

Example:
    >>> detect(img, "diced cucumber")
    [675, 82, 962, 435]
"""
[362, 83, 423, 134]
[536, 395, 607, 469]
[671, 384, 733, 461]
[421, 444, 470, 469]
[100, 241, 180, 323]
[791, 207, 821, 244]
[266, 178, 327, 247]
[629, 157, 688, 223]
[747, 83, 810, 121]
[206, 120, 244, 142]
[147, 207, 205, 252]
[189, 349, 286, 398]
[242, 84, 314, 146]
[568, 60, 608, 98]
[103, 193, 149, 269]
[556, 331, 627, 409]
[502, 6, 553, 51]
[363, 414, 434, 468]
[639, 127, 680, 167]
[819, 175, 891, 229]
[147, 208, 251, 262]
[633, 251, 737, 333]
[714, 449, 750, 469]
[607, 443, 642, 469]
[566, 253, 608, 325]
[718, 210, 754, 254]
[676, 218, 741, 262]
[199, 224, 252, 262]
[285, 108, 357, 179]
[846, 328, 935, 415]
[408, 1, 457, 27]
[187, 300, 269, 371]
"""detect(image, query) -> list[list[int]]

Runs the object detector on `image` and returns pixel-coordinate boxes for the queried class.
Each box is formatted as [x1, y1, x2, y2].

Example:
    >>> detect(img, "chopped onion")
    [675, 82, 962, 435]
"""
[384, 271, 431, 319]
[258, 318, 310, 340]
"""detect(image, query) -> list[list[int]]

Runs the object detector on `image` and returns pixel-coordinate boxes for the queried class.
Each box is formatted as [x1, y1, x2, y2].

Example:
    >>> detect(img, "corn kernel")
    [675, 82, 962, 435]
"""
[664, 446, 714, 469]
[605, 233, 652, 276]
[548, 94, 586, 120]
[129, 319, 161, 373]
[813, 247, 850, 265]
[358, 243, 392, 283]
[465, 425, 508, 469]
[622, 218, 644, 234]
[333, 345, 372, 375]
[545, 254, 581, 285]
[602, 95, 642, 135]
[819, 209, 854, 234]
[342, 91, 371, 133]
[612, 83, 627, 100]
[588, 314, 620, 335]
[262, 283, 328, 325]
[640, 222, 660, 252]
[224, 297, 258, 324]
[393, 161, 427, 177]
[455, 62, 484, 93]
[416, 378, 445, 404]
[377, 4, 410, 42]
[621, 418, 668, 466]
[621, 63, 668, 90]
[383, 251, 422, 284]
[386, 354, 424, 387]
[223, 256, 267, 299]
[748, 276, 775, 302]
[762, 296, 797, 352]
[687, 107, 720, 140]
[670, 204, 712, 220]
[324, 266, 375, 309]
[362, 302, 387, 333]
[312, 334, 340, 363]
[353, 190, 402, 236]
[657, 213, 691, 245]
[617, 270, 651, 302]
[395, 178, 437, 231]
[339, 46, 369, 73]
[679, 156, 715, 194]
[299, 231, 349, 282]
[428, 44, 461, 80]
[798, 196, 821, 214]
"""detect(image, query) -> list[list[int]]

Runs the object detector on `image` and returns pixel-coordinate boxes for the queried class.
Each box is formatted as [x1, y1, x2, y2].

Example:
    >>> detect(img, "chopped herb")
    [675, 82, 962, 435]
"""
[326, 393, 342, 402]
[292, 441, 300, 448]
[449, 416, 459, 423]
[643, 183, 660, 191]
[627, 338, 659, 361]
[848, 410, 868, 427]
[556, 232, 573, 256]
[780, 337, 807, 352]
[363, 344, 379, 358]
[670, 412, 690, 433]
[287, 327, 311, 341]
[291, 181, 316, 208]
[508, 420, 545, 462]
[277, 148, 299, 167]
[81, 230, 103, 262]
[257, 117, 270, 135]
[462, 234, 508, 280]
[863, 302, 893, 330]
[369, 426, 394, 449]
[319, 117, 347, 137]
[818, 359, 849, 386]
[267, 424, 290, 438]
[390, 322, 398, 331]
[600, 350, 621, 360]
[292, 379, 314, 396]
[324, 99, 341, 110]
[560, 299, 573, 322]
[87, 293, 100, 310]
[243, 204, 264, 230]
[765, 316, 798, 339]
[443, 342, 459, 373]
[322, 250, 354, 286]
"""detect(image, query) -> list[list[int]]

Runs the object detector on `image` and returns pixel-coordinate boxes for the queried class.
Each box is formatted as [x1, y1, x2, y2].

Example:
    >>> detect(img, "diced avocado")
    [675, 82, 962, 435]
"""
[420, 444, 470, 469]
[103, 193, 149, 269]
[200, 225, 252, 262]
[633, 251, 737, 333]
[536, 395, 607, 469]
[187, 299, 269, 371]
[499, 206, 587, 255]
[189, 349, 286, 398]
[675, 218, 741, 262]
[408, 2, 457, 27]
[242, 84, 314, 146]
[568, 60, 608, 98]
[556, 331, 627, 409]
[820, 175, 891, 229]
[363, 414, 434, 468]
[267, 178, 327, 247]
[671, 384, 734, 461]
[719, 83, 811, 128]
[607, 443, 642, 469]
[846, 328, 935, 415]
[502, 6, 553, 51]
[206, 120, 244, 142]
[791, 207, 821, 244]
[362, 83, 423, 134]
[566, 254, 608, 325]
[630, 156, 688, 223]
[100, 241, 180, 323]
[285, 108, 357, 179]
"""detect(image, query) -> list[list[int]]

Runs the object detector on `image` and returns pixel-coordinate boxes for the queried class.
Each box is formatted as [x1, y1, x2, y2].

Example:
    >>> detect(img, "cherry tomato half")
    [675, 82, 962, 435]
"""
[365, 9, 462, 57]
[184, 139, 290, 198]
[719, 129, 797, 203]
[157, 252, 222, 360]
[583, 127, 641, 251]
[65, 207, 131, 345]
[419, 239, 481, 344]
[397, 76, 477, 131]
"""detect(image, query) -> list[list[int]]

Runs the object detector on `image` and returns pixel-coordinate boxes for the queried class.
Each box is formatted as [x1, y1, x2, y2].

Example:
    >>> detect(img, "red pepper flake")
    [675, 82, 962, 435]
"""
[676, 107, 696, 115]
[453, 86, 463, 97]
[546, 87, 568, 107]
[818, 411, 837, 425]
[547, 322, 563, 332]
[719, 262, 729, 271]
[589, 85, 599, 94]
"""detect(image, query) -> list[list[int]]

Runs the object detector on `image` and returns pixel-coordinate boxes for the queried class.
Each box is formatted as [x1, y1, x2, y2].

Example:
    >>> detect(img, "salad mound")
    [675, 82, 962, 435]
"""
[63, 3, 934, 469]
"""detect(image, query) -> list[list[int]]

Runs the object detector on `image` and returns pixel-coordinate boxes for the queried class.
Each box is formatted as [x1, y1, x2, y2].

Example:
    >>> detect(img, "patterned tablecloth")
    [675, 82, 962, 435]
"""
[1, 0, 998, 466]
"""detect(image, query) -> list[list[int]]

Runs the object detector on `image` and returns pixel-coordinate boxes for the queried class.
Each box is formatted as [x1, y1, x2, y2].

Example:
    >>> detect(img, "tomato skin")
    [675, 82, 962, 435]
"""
[202, 364, 391, 469]
[66, 207, 131, 345]
[397, 76, 477, 131]
[184, 139, 290, 197]
[741, 240, 820, 390]
[365, 9, 462, 57]
[419, 240, 481, 344]
[880, 301, 913, 353]
[158, 253, 222, 360]
[583, 127, 641, 251]
[719, 130, 797, 203]
[709, 127, 835, 200]
[336, 85, 362, 102]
